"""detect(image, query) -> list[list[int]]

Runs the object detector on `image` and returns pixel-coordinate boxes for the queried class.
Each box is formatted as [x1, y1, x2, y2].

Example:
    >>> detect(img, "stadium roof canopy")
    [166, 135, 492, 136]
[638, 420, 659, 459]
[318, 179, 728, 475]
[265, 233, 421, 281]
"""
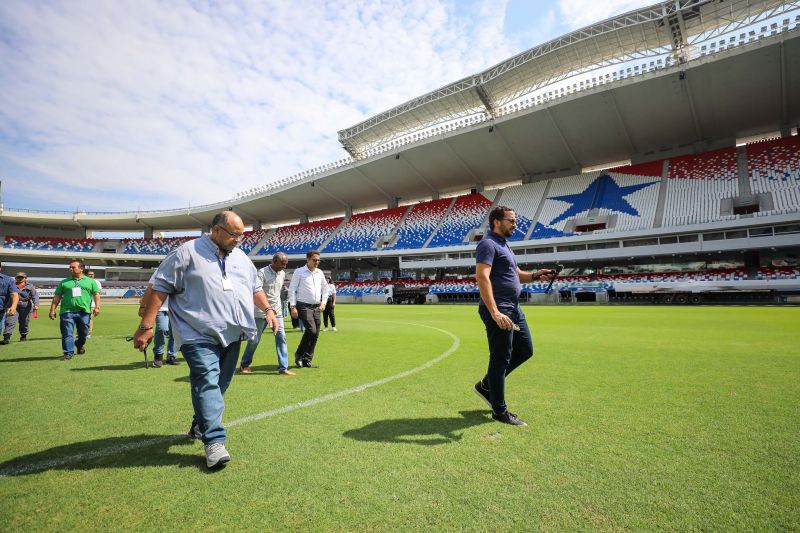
[1, 0, 799, 232]
[338, 0, 798, 157]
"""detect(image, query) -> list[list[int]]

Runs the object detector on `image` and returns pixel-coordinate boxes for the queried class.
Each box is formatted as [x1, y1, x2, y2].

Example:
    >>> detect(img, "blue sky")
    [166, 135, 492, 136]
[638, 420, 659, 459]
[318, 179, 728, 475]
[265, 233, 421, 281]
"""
[0, 0, 654, 214]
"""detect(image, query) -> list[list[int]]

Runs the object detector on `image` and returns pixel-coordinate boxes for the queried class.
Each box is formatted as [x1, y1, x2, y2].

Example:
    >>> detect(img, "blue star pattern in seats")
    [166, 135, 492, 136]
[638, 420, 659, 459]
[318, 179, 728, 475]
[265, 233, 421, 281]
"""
[547, 174, 659, 226]
[530, 222, 575, 239]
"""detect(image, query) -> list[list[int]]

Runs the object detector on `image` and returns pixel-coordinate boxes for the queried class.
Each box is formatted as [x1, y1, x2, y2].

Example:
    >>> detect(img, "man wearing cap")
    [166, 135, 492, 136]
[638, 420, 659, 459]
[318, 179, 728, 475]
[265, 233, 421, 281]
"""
[0, 263, 20, 346]
[2, 272, 39, 343]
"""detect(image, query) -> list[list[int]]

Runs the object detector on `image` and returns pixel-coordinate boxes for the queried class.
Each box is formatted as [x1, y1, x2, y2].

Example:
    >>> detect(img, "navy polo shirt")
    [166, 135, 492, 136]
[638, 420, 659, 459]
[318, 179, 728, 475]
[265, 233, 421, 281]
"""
[475, 231, 520, 308]
[0, 273, 19, 310]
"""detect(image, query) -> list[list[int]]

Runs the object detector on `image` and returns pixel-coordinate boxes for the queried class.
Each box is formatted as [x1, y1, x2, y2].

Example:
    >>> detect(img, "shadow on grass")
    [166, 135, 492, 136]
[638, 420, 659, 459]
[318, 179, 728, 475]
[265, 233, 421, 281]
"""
[343, 410, 492, 445]
[239, 364, 283, 374]
[71, 357, 186, 372]
[0, 336, 62, 343]
[172, 364, 284, 383]
[0, 355, 63, 363]
[71, 361, 153, 371]
[0, 434, 212, 476]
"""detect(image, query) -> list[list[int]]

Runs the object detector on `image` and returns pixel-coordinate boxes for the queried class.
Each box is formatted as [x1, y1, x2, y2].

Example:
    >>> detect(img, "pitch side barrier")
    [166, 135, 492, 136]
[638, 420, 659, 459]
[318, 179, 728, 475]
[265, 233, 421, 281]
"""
[337, 278, 800, 305]
[609, 280, 800, 304]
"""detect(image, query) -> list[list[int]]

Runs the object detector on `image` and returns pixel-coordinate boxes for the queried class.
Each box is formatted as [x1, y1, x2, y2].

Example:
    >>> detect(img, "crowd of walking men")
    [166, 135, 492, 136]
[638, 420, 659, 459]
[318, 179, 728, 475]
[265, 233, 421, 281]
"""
[0, 264, 40, 345]
[18, 205, 549, 469]
[130, 211, 338, 468]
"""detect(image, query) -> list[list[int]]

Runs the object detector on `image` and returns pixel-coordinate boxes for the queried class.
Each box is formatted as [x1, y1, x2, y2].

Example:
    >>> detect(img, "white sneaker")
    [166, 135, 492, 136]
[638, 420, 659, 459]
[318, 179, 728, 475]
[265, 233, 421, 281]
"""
[333, 327, 337, 332]
[205, 442, 231, 468]
[322, 328, 327, 332]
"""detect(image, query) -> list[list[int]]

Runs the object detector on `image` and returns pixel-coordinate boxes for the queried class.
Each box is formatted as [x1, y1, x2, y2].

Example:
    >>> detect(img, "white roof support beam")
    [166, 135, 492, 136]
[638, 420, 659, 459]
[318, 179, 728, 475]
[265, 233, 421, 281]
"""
[545, 108, 580, 168]
[399, 155, 437, 195]
[491, 125, 528, 176]
[608, 91, 637, 154]
[442, 138, 484, 188]
[267, 197, 306, 217]
[314, 182, 350, 208]
[474, 85, 496, 118]
[680, 70, 704, 144]
[779, 40, 789, 132]
[352, 167, 393, 201]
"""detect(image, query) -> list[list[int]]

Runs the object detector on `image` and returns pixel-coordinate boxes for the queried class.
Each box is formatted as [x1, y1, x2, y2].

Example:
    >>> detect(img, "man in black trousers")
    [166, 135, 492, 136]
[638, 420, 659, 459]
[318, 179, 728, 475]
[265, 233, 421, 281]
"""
[288, 250, 329, 368]
[473, 206, 554, 426]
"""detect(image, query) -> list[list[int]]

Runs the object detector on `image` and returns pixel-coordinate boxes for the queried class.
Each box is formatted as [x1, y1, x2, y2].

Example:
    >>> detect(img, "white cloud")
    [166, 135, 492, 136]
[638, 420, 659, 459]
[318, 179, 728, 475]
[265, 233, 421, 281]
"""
[1, 0, 527, 211]
[557, 0, 654, 30]
[5, 1, 637, 213]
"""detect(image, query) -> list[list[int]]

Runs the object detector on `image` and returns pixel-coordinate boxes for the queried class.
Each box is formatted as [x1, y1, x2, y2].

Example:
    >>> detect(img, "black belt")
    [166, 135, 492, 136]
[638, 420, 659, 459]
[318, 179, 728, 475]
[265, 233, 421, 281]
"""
[298, 302, 320, 308]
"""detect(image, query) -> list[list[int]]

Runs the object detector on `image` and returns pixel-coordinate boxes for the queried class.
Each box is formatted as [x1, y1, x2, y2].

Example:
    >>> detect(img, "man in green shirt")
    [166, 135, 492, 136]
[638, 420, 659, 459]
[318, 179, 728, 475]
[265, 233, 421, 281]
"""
[49, 259, 101, 360]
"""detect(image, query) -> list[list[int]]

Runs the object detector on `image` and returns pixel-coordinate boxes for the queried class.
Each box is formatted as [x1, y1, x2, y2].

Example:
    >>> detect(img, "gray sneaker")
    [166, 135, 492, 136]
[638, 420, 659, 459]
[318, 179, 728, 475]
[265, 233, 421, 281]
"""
[205, 442, 231, 468]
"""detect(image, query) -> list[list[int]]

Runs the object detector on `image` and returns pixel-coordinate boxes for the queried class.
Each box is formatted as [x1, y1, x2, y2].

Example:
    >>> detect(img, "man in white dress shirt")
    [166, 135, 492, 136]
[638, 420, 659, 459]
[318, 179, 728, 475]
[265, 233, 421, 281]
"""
[288, 250, 329, 368]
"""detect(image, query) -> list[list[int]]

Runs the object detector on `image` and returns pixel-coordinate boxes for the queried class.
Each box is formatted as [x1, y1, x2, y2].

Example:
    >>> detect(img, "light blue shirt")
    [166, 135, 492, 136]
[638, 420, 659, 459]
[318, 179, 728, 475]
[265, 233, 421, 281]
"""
[151, 234, 263, 349]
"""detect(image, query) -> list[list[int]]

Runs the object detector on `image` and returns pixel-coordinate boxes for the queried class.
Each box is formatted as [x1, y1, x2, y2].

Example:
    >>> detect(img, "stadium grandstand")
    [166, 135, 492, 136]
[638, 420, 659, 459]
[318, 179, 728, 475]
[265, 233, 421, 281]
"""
[2, 0, 800, 304]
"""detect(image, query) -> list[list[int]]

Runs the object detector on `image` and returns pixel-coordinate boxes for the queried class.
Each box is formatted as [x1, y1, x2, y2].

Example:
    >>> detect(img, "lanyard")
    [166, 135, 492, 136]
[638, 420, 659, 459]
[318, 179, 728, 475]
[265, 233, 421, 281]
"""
[217, 254, 227, 278]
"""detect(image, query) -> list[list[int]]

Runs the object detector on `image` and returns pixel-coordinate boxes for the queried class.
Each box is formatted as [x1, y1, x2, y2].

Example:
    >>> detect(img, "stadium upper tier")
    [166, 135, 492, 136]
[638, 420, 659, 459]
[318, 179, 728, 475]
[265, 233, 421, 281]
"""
[4, 138, 799, 258]
[338, 0, 799, 157]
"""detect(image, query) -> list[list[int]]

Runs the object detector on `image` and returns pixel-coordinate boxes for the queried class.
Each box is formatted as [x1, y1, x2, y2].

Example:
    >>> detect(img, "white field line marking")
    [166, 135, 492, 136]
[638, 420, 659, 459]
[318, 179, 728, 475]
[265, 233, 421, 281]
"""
[0, 321, 460, 477]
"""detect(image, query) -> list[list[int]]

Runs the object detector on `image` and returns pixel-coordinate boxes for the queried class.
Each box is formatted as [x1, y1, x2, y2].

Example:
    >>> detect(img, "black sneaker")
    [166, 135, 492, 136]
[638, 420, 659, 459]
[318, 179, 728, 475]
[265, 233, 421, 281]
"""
[166, 356, 180, 365]
[20, 335, 27, 342]
[152, 358, 163, 368]
[77, 346, 86, 355]
[0, 339, 9, 346]
[492, 411, 527, 426]
[473, 381, 491, 409]
[295, 359, 304, 368]
[187, 423, 202, 440]
[305, 361, 318, 368]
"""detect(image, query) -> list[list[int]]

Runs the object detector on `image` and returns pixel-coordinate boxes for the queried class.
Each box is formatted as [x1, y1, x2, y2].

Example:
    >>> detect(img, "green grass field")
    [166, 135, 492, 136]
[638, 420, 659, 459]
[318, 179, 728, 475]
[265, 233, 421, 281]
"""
[0, 303, 798, 531]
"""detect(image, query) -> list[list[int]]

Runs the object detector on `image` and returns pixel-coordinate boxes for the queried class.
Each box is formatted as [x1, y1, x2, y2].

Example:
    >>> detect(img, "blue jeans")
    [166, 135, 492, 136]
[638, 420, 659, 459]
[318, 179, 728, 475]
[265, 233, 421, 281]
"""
[60, 311, 91, 356]
[153, 311, 175, 357]
[240, 316, 289, 371]
[478, 304, 534, 414]
[181, 341, 241, 445]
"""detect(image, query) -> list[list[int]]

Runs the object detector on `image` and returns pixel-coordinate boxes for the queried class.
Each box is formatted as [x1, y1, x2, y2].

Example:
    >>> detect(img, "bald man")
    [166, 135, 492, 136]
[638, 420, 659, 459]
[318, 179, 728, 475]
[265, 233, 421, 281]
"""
[132, 211, 279, 469]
